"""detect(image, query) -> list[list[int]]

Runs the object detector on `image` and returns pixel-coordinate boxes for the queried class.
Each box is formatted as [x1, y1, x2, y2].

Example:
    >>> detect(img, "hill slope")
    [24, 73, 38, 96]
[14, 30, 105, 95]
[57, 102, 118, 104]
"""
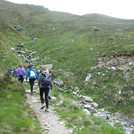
[0, 14, 24, 72]
[0, 0, 134, 121]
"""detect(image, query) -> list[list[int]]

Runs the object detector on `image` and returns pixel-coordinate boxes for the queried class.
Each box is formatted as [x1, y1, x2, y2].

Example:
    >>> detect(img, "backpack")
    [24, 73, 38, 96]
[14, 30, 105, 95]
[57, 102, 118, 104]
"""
[19, 71, 24, 78]
[30, 70, 35, 77]
[41, 73, 52, 87]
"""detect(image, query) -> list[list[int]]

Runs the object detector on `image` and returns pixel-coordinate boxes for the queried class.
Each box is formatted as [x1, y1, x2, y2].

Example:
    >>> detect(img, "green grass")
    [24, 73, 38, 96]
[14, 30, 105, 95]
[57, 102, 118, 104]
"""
[83, 67, 134, 118]
[0, 0, 134, 133]
[51, 86, 124, 134]
[0, 73, 42, 134]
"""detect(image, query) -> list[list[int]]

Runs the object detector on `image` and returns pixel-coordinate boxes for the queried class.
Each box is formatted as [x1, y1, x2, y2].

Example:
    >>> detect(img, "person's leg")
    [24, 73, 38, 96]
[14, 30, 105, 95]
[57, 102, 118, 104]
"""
[44, 88, 49, 111]
[18, 78, 23, 84]
[29, 79, 35, 94]
[21, 78, 24, 84]
[18, 78, 21, 82]
[29, 79, 32, 91]
[40, 88, 45, 109]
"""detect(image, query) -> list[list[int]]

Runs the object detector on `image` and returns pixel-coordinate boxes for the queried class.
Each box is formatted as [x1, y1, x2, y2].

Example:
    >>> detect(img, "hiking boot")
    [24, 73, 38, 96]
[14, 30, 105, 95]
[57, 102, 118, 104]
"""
[45, 109, 49, 112]
[41, 106, 45, 109]
[48, 96, 51, 100]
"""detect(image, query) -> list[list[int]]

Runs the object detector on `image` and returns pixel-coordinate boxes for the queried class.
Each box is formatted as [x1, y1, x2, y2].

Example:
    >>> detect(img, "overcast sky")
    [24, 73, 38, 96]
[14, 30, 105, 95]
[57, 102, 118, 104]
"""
[6, 0, 134, 19]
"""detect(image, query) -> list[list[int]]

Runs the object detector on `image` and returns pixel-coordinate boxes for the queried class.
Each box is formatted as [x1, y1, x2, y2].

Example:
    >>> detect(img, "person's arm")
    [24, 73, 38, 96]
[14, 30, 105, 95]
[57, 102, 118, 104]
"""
[38, 73, 41, 87]
[16, 68, 19, 78]
[50, 78, 53, 91]
[33, 69, 38, 79]
[26, 70, 29, 81]
[35, 70, 38, 79]
[23, 68, 26, 75]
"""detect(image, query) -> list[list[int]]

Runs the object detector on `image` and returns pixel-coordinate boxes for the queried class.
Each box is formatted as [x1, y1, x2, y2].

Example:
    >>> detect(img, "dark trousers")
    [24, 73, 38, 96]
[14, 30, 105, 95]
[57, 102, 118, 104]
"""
[29, 79, 35, 93]
[18, 77, 24, 84]
[40, 88, 49, 108]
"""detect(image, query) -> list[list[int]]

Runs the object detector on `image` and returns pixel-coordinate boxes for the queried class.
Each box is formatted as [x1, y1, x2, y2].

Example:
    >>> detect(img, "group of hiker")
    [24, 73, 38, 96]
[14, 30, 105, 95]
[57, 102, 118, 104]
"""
[7, 64, 53, 112]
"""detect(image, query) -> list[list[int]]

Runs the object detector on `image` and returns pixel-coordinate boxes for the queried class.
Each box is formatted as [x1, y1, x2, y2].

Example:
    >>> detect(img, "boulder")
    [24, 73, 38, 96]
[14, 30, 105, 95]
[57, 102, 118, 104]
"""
[84, 104, 92, 109]
[109, 37, 115, 40]
[16, 45, 23, 47]
[10, 47, 15, 51]
[85, 74, 92, 81]
[46, 64, 53, 69]
[53, 79, 63, 86]
[83, 96, 93, 102]
[91, 102, 98, 108]
[58, 88, 64, 92]
[51, 96, 56, 101]
[93, 112, 108, 120]
[83, 109, 91, 115]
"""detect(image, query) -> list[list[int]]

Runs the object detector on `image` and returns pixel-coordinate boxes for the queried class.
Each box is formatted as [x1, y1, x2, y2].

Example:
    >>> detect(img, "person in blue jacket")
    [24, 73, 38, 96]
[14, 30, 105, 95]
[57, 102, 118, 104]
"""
[26, 64, 37, 95]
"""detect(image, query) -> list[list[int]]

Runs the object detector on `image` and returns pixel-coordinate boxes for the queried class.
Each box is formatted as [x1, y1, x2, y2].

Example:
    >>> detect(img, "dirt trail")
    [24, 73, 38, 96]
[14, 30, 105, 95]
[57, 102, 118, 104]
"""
[26, 94, 72, 134]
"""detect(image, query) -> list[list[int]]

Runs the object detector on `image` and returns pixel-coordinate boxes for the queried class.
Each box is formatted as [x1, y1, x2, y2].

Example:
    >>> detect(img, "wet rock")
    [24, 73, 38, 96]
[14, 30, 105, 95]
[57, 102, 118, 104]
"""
[18, 26, 27, 31]
[94, 112, 109, 120]
[109, 37, 115, 40]
[46, 64, 53, 69]
[72, 92, 77, 95]
[16, 44, 23, 47]
[123, 126, 134, 134]
[59, 69, 66, 72]
[53, 79, 63, 86]
[83, 96, 93, 102]
[84, 105, 92, 109]
[32, 38, 38, 41]
[91, 102, 98, 108]
[21, 42, 29, 45]
[90, 26, 99, 31]
[14, 25, 20, 28]
[58, 88, 64, 92]
[10, 47, 15, 51]
[130, 96, 134, 101]
[51, 96, 56, 101]
[93, 81, 97, 86]
[74, 87, 80, 91]
[90, 48, 93, 51]
[124, 73, 130, 81]
[110, 67, 116, 70]
[83, 109, 91, 115]
[85, 74, 92, 81]
[25, 90, 31, 93]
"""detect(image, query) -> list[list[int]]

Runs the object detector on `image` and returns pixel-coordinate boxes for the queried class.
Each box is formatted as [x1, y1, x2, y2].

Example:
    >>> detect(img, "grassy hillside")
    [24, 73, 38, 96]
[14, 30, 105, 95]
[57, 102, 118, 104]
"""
[0, 0, 134, 122]
[0, 11, 42, 133]
[0, 14, 24, 72]
[0, 73, 42, 133]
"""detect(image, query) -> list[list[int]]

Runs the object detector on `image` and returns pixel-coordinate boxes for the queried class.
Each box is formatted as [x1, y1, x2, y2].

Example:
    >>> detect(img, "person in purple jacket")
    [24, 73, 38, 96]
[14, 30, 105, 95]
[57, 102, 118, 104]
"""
[17, 65, 26, 84]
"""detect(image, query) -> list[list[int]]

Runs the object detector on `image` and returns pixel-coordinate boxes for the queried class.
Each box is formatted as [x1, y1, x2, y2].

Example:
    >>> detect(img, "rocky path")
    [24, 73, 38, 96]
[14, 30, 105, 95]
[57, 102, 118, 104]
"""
[26, 93, 72, 134]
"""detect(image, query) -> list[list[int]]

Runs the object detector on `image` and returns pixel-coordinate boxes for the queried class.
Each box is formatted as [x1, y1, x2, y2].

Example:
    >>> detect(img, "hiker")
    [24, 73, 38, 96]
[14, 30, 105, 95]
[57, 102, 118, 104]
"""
[38, 65, 53, 112]
[17, 65, 25, 84]
[38, 68, 52, 100]
[7, 68, 13, 75]
[13, 67, 17, 78]
[26, 64, 37, 95]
